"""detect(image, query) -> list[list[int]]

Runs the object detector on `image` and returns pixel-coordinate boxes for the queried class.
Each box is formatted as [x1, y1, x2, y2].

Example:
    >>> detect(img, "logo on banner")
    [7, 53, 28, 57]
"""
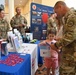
[32, 4, 36, 10]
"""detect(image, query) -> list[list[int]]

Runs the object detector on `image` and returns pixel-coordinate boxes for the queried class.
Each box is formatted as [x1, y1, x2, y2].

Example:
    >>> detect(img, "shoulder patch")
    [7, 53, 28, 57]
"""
[67, 21, 74, 27]
[67, 16, 75, 27]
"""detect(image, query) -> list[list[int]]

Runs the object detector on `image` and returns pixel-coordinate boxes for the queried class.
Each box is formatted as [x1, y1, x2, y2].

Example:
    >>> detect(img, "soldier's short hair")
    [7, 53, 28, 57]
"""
[0, 9, 3, 12]
[0, 4, 4, 12]
[15, 7, 20, 11]
[54, 1, 66, 8]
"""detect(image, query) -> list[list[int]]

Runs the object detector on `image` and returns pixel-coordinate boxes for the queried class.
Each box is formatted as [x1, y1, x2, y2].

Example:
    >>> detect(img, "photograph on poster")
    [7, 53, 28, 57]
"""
[32, 11, 37, 16]
[32, 18, 37, 24]
[37, 19, 41, 24]
[37, 12, 42, 16]
[31, 3, 53, 40]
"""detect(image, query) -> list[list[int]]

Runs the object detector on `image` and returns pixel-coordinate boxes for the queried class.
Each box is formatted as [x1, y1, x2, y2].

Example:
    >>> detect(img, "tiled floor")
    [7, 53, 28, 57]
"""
[35, 64, 59, 75]
[35, 53, 61, 75]
[35, 64, 47, 75]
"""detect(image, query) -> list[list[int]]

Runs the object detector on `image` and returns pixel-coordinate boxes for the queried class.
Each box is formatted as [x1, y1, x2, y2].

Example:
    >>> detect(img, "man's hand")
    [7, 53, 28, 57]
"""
[55, 37, 62, 41]
[50, 43, 58, 51]
[19, 24, 25, 28]
[13, 25, 18, 28]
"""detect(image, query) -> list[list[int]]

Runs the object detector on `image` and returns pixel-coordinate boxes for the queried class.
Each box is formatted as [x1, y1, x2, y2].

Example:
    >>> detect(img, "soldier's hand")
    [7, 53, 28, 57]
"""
[22, 24, 25, 28]
[19, 24, 25, 27]
[55, 37, 62, 41]
[50, 44, 58, 51]
[18, 24, 22, 27]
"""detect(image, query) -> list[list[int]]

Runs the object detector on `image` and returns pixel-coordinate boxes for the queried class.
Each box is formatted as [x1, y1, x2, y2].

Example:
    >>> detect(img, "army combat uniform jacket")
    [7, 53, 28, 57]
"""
[10, 15, 27, 34]
[47, 17, 58, 35]
[55, 9, 76, 74]
[0, 18, 9, 39]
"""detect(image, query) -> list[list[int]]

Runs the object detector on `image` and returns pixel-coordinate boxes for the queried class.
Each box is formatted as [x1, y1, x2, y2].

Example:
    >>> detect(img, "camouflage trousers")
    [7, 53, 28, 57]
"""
[59, 53, 76, 75]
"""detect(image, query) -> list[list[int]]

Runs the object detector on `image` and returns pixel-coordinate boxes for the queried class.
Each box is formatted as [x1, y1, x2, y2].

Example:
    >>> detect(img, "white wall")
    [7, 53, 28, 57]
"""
[42, 0, 64, 7]
[5, 0, 65, 27]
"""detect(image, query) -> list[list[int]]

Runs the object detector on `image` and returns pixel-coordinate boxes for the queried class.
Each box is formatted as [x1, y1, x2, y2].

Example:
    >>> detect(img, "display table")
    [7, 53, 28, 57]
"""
[34, 40, 43, 64]
[21, 43, 38, 75]
[23, 40, 43, 65]
[0, 53, 31, 75]
[7, 43, 38, 75]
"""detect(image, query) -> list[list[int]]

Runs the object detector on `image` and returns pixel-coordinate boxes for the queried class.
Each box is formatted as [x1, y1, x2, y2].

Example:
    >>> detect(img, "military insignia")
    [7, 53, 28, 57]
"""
[67, 21, 74, 27]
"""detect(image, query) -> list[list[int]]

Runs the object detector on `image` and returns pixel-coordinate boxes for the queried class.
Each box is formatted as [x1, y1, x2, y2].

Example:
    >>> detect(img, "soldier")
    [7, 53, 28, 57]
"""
[0, 7, 9, 40]
[50, 1, 76, 75]
[47, 13, 58, 35]
[10, 7, 27, 34]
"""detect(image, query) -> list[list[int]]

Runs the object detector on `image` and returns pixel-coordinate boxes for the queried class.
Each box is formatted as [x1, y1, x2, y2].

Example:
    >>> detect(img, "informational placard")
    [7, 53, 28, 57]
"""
[13, 36, 20, 52]
[40, 45, 51, 57]
[30, 3, 53, 40]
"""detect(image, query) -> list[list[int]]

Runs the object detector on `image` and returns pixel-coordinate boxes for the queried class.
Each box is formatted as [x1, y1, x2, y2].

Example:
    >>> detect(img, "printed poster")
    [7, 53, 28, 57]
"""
[30, 3, 53, 40]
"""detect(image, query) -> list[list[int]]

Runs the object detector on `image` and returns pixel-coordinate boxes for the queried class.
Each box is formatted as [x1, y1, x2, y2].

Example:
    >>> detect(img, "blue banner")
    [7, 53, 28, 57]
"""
[30, 3, 53, 40]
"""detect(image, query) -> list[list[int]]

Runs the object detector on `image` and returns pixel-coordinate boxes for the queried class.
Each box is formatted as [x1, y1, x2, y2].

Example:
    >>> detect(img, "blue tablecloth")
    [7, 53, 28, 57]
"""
[0, 53, 31, 75]
[35, 40, 43, 64]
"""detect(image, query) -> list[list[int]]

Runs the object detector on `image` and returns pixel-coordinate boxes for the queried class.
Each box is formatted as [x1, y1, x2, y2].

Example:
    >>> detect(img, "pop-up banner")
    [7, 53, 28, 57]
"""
[30, 3, 53, 40]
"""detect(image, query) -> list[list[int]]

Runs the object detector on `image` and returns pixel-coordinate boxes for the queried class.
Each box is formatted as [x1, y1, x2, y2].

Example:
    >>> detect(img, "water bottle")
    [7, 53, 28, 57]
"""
[1, 41, 8, 56]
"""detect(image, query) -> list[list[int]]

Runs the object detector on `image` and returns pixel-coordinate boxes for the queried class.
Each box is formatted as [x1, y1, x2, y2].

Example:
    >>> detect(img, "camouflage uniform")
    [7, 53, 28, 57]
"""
[0, 18, 9, 39]
[55, 9, 76, 75]
[47, 17, 58, 35]
[10, 15, 27, 34]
